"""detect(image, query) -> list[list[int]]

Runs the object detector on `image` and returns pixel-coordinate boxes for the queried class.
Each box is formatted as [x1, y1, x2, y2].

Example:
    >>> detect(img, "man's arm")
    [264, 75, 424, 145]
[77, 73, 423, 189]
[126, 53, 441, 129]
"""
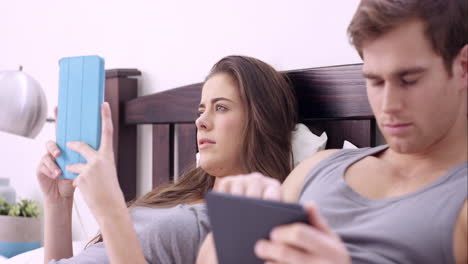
[196, 234, 217, 264]
[454, 200, 467, 264]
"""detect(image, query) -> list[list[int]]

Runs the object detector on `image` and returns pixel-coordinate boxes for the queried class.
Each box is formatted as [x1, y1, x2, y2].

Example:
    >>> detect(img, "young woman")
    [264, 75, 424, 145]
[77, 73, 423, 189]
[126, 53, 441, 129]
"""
[37, 55, 297, 264]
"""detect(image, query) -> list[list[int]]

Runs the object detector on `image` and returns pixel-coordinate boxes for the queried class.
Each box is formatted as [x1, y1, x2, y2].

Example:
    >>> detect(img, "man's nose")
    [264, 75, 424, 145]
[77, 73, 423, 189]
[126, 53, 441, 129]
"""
[381, 84, 404, 114]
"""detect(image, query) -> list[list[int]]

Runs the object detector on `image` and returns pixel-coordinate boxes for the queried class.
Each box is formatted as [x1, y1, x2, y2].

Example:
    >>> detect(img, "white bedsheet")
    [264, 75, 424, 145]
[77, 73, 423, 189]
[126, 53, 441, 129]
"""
[0, 241, 86, 264]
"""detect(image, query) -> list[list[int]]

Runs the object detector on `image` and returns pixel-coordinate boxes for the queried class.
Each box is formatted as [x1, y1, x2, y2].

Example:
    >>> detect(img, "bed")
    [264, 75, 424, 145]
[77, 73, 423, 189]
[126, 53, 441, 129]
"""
[1, 63, 375, 263]
[106, 63, 376, 202]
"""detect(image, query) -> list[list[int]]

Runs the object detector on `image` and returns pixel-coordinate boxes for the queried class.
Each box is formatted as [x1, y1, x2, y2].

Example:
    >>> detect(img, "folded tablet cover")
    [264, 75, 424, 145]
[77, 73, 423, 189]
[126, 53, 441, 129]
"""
[56, 55, 105, 180]
[205, 191, 309, 264]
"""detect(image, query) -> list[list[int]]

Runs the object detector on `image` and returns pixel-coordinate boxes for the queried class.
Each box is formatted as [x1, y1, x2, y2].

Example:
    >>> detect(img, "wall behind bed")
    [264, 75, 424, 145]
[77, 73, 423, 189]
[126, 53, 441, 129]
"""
[0, 0, 362, 241]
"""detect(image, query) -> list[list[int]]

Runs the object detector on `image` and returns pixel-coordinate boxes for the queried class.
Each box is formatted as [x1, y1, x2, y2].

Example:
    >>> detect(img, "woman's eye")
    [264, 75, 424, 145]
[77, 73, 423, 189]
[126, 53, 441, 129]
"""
[197, 110, 204, 117]
[368, 79, 384, 87]
[215, 105, 227, 111]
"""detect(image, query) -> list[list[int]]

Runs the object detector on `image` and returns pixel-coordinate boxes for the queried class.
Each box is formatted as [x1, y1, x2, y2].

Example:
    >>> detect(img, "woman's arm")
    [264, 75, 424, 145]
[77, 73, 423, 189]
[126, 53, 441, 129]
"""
[43, 198, 73, 264]
[95, 200, 146, 264]
[66, 103, 146, 264]
[37, 136, 76, 263]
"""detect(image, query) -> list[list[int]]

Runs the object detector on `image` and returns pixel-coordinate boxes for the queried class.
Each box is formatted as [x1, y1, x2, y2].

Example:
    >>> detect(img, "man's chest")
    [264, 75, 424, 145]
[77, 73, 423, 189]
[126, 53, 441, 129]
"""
[343, 157, 445, 200]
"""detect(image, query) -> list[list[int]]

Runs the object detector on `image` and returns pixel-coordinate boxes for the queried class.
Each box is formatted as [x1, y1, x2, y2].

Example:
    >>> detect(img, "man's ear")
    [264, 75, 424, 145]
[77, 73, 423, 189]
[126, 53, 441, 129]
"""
[454, 44, 468, 90]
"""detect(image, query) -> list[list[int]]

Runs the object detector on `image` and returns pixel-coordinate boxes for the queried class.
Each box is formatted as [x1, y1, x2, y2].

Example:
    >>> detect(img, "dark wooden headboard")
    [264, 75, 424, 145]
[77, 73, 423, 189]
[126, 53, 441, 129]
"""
[106, 64, 375, 202]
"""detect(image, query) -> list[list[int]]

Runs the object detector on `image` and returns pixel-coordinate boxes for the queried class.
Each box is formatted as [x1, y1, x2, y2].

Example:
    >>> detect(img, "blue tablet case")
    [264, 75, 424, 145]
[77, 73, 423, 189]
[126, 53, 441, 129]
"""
[56, 55, 105, 180]
[205, 191, 309, 264]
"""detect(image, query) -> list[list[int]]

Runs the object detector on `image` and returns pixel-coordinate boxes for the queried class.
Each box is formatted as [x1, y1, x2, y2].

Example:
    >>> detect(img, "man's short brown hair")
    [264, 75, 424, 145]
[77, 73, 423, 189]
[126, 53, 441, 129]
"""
[348, 0, 467, 74]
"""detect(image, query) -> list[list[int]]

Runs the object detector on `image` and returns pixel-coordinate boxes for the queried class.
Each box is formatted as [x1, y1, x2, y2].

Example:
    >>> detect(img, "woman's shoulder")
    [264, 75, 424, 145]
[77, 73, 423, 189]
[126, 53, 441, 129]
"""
[134, 203, 210, 247]
[131, 203, 208, 228]
[138, 204, 210, 263]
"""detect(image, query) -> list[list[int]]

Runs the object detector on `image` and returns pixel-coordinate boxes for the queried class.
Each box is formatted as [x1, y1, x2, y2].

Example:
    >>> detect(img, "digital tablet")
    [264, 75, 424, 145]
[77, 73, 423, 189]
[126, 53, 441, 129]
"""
[55, 55, 105, 179]
[205, 191, 309, 264]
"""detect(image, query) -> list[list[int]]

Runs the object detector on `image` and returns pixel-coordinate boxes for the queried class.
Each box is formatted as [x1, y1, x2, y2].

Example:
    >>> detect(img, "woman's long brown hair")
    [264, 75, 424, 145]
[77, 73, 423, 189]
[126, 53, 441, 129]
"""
[88, 55, 297, 246]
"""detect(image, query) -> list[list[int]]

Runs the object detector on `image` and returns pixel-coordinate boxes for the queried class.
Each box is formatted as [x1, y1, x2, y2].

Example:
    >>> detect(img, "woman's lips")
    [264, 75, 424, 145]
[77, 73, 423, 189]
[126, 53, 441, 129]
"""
[198, 138, 216, 149]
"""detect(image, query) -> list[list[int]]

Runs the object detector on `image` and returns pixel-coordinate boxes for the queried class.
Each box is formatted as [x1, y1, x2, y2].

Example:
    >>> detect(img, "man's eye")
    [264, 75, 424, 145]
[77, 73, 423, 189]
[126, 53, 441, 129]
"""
[401, 79, 418, 86]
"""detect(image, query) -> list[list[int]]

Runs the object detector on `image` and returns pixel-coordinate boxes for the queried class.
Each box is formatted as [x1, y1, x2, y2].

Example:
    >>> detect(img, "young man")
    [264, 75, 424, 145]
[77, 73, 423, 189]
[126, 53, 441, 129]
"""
[197, 0, 467, 263]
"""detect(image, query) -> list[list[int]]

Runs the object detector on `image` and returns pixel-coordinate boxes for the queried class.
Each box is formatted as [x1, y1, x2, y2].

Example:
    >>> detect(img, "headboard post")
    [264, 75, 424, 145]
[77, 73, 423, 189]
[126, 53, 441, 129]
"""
[105, 69, 141, 201]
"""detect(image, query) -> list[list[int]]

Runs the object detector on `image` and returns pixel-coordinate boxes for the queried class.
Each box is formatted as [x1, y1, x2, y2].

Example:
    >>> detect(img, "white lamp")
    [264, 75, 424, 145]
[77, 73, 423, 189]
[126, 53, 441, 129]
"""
[0, 66, 48, 138]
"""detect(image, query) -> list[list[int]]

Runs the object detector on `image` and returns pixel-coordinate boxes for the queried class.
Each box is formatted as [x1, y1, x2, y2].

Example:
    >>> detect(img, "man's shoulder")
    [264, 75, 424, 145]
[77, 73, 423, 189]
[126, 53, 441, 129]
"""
[304, 148, 342, 165]
[282, 149, 341, 202]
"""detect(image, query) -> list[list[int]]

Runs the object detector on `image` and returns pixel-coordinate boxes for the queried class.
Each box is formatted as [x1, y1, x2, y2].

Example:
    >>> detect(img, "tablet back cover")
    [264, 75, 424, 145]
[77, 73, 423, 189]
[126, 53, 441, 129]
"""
[56, 55, 105, 179]
[205, 191, 309, 264]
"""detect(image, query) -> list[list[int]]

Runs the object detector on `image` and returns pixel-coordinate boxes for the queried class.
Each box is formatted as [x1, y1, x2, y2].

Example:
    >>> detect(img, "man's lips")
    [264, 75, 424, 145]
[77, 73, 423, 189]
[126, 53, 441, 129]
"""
[383, 122, 412, 127]
[382, 123, 412, 135]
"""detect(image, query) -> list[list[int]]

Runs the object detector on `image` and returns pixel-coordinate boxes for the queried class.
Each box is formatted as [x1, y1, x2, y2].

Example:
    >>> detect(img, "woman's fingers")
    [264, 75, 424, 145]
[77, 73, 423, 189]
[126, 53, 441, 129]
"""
[38, 164, 54, 179]
[67, 142, 96, 161]
[41, 154, 61, 178]
[46, 140, 61, 158]
[99, 102, 114, 154]
[66, 163, 86, 174]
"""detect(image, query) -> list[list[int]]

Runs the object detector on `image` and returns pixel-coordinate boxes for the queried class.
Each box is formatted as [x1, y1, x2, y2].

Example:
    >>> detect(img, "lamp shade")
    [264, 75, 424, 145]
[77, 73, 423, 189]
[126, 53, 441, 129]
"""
[0, 67, 47, 138]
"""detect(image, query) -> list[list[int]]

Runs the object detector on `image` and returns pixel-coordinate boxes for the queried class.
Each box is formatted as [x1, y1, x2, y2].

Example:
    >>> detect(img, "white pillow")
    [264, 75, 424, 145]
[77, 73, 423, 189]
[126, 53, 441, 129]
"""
[195, 123, 328, 168]
[343, 140, 358, 149]
[291, 124, 327, 167]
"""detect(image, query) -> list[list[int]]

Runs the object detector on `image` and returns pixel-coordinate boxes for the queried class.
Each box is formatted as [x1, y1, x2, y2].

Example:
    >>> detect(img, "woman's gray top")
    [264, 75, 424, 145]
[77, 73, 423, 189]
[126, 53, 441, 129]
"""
[299, 145, 467, 264]
[49, 203, 210, 264]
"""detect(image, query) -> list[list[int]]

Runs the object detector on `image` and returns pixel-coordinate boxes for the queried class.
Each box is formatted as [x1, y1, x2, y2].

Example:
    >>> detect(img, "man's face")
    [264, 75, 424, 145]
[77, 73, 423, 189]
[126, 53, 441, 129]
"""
[362, 19, 466, 154]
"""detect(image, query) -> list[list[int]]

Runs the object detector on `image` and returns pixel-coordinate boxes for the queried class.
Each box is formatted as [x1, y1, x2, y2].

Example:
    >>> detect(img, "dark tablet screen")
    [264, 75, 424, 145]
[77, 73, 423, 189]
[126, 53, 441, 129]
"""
[205, 191, 309, 264]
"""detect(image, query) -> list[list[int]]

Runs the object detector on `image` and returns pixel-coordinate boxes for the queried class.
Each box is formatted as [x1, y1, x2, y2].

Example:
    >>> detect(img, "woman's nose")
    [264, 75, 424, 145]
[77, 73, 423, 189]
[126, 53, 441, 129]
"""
[196, 112, 210, 130]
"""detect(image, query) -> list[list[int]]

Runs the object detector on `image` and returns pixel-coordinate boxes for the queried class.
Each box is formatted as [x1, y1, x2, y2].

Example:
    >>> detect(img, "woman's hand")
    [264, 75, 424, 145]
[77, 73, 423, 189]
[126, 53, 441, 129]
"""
[40, 107, 75, 263]
[66, 102, 126, 222]
[37, 141, 75, 203]
[254, 202, 351, 264]
[67, 102, 146, 264]
[215, 172, 282, 201]
[36, 107, 75, 204]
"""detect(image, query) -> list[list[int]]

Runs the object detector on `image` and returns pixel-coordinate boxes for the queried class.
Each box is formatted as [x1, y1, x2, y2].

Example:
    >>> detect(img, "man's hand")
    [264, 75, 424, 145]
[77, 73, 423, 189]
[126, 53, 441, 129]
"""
[254, 202, 351, 264]
[215, 172, 282, 201]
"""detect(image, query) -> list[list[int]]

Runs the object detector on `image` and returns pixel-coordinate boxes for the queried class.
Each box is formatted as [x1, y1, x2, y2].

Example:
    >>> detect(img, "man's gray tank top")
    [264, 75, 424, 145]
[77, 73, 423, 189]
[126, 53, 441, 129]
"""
[299, 145, 467, 264]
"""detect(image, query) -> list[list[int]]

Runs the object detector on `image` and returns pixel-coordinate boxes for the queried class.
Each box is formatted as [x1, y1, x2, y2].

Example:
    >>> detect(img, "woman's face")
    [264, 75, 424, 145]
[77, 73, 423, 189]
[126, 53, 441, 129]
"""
[196, 73, 247, 177]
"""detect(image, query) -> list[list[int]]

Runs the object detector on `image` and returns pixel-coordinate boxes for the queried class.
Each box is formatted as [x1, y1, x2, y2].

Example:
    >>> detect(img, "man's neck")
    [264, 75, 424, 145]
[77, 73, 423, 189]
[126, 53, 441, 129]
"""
[382, 120, 467, 175]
